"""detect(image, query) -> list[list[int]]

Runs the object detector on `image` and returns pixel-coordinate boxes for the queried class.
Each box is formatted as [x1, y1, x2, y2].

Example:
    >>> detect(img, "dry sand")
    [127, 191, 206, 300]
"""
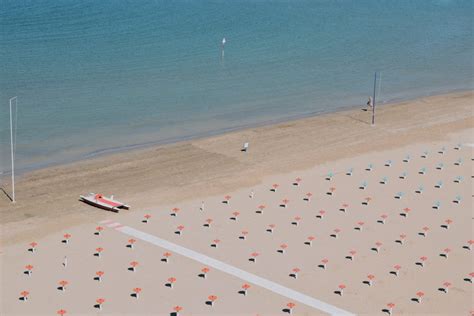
[1, 91, 473, 315]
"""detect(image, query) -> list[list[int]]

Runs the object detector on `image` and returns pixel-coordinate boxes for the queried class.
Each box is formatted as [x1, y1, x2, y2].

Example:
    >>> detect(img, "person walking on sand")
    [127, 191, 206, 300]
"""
[63, 256, 68, 268]
[367, 96, 373, 109]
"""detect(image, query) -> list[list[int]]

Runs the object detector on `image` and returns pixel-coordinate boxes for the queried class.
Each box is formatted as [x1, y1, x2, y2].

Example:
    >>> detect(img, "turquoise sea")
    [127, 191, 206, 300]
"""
[0, 0, 472, 174]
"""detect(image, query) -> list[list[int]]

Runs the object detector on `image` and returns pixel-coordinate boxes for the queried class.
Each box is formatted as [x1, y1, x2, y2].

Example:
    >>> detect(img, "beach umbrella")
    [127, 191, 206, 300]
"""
[19, 290, 29, 301]
[96, 298, 105, 310]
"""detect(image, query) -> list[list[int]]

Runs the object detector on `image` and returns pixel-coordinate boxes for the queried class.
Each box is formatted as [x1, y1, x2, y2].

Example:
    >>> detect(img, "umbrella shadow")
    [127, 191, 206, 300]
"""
[0, 187, 13, 202]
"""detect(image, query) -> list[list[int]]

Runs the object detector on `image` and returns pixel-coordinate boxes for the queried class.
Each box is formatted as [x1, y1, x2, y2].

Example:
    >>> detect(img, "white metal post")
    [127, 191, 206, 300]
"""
[9, 96, 17, 203]
[372, 72, 377, 126]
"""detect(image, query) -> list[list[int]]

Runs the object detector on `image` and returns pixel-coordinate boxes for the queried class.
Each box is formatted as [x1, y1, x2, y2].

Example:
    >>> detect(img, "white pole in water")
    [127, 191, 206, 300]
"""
[221, 37, 226, 57]
[9, 96, 17, 203]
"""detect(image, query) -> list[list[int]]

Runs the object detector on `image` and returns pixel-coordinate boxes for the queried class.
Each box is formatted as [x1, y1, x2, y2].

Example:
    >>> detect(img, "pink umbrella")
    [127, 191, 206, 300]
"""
[417, 256, 428, 267]
[96, 298, 105, 310]
[400, 207, 411, 217]
[223, 195, 232, 204]
[391, 265, 401, 277]
[419, 226, 430, 237]
[175, 225, 185, 235]
[465, 240, 474, 250]
[414, 291, 424, 303]
[129, 261, 139, 272]
[230, 211, 240, 221]
[327, 187, 336, 195]
[292, 216, 301, 226]
[95, 271, 104, 282]
[466, 272, 474, 283]
[440, 281, 451, 293]
[331, 228, 341, 239]
[340, 203, 349, 212]
[305, 192, 313, 202]
[363, 197, 372, 205]
[278, 243, 288, 254]
[211, 239, 220, 248]
[290, 267, 300, 279]
[166, 277, 177, 289]
[239, 230, 248, 240]
[441, 248, 451, 258]
[132, 287, 142, 299]
[271, 184, 279, 192]
[396, 234, 407, 245]
[143, 214, 151, 223]
[306, 236, 316, 246]
[95, 247, 104, 258]
[257, 205, 266, 214]
[62, 233, 71, 244]
[95, 226, 104, 235]
[127, 238, 136, 249]
[336, 284, 346, 296]
[372, 241, 382, 253]
[240, 283, 251, 296]
[249, 252, 259, 263]
[346, 250, 356, 261]
[355, 221, 364, 231]
[171, 207, 180, 216]
[366, 274, 375, 286]
[24, 264, 33, 276]
[57, 310, 67, 316]
[58, 280, 68, 291]
[173, 306, 183, 316]
[442, 219, 453, 229]
[267, 224, 276, 233]
[316, 210, 326, 219]
[200, 267, 210, 279]
[386, 303, 395, 315]
[204, 218, 213, 227]
[207, 295, 218, 306]
[286, 302, 296, 314]
[378, 214, 388, 224]
[162, 252, 172, 263]
[319, 258, 329, 269]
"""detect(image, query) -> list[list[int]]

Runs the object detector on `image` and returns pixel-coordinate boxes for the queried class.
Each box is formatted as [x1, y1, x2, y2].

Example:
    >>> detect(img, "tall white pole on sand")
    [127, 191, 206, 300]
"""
[9, 96, 17, 203]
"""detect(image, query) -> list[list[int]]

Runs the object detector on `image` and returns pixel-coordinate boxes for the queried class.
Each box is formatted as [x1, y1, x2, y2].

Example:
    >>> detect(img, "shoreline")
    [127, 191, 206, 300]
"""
[3, 87, 471, 178]
[0, 90, 472, 247]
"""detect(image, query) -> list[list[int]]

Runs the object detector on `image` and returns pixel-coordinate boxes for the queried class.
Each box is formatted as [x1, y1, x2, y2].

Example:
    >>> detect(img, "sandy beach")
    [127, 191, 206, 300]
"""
[1, 91, 473, 315]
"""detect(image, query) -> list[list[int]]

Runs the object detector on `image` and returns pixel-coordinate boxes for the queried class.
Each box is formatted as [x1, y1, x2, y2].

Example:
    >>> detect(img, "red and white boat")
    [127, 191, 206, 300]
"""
[79, 193, 130, 212]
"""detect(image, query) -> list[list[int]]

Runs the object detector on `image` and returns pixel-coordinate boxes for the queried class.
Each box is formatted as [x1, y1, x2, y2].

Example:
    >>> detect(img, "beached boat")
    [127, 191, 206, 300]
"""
[79, 193, 130, 212]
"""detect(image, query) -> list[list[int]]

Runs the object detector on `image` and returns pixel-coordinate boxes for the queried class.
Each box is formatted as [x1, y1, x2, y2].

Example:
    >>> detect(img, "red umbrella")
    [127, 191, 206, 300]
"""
[95, 226, 104, 235]
[20, 290, 29, 301]
[28, 242, 38, 253]
[95, 271, 104, 282]
[132, 287, 142, 299]
[207, 295, 218, 306]
[58, 280, 68, 291]
[24, 264, 33, 276]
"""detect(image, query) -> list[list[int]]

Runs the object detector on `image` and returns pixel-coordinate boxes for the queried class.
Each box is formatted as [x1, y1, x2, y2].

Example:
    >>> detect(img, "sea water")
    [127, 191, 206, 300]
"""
[0, 0, 472, 174]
